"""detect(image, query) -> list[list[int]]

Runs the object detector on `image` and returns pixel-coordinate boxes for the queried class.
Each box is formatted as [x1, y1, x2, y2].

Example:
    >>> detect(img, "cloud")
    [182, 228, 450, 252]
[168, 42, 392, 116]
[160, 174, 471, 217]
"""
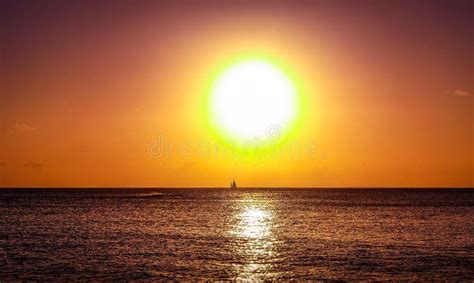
[13, 123, 35, 132]
[444, 89, 471, 97]
[0, 161, 7, 166]
[24, 161, 44, 169]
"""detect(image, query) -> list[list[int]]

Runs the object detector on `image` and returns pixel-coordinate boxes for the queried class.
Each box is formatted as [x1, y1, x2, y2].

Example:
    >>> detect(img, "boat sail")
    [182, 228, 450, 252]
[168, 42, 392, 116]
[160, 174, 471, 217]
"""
[230, 179, 237, 189]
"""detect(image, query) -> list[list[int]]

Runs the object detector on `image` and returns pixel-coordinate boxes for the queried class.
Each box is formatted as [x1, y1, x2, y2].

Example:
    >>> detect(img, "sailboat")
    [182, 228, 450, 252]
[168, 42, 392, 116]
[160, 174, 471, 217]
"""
[230, 179, 237, 189]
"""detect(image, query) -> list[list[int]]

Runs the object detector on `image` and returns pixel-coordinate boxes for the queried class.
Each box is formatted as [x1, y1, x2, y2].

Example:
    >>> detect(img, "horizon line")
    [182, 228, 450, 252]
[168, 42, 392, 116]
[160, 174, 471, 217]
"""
[0, 186, 472, 190]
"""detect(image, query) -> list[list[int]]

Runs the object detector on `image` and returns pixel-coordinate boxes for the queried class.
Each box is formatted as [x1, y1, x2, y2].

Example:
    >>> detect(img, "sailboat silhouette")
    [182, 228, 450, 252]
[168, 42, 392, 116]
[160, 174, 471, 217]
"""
[230, 179, 237, 189]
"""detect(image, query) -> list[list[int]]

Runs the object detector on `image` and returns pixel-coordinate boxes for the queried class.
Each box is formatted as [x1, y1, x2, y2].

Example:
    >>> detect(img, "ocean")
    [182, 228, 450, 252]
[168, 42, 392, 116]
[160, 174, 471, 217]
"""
[0, 188, 472, 280]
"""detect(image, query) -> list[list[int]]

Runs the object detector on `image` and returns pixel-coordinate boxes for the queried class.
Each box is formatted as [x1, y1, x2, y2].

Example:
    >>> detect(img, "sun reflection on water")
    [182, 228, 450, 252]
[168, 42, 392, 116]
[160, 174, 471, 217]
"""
[240, 207, 270, 239]
[231, 199, 276, 280]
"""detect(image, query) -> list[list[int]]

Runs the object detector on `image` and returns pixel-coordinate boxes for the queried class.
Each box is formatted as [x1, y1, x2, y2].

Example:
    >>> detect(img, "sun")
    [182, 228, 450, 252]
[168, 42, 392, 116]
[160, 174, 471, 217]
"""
[209, 60, 297, 143]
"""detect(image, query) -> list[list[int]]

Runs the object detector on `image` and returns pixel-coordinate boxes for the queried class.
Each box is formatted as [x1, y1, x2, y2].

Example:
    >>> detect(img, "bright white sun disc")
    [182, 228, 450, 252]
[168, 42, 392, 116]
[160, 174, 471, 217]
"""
[211, 60, 296, 141]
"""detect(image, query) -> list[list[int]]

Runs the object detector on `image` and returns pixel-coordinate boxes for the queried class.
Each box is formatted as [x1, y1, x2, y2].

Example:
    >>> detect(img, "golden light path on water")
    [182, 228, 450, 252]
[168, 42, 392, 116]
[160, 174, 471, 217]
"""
[230, 195, 276, 280]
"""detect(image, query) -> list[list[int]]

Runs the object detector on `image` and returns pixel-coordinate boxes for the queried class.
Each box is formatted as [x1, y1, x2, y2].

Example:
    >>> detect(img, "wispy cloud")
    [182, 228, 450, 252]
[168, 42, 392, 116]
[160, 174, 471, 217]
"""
[24, 161, 44, 169]
[13, 123, 36, 132]
[444, 89, 471, 97]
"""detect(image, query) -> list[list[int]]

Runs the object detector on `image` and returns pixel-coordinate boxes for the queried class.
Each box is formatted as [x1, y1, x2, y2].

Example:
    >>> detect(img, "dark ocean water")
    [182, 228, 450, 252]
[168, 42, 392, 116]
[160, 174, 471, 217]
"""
[0, 188, 473, 281]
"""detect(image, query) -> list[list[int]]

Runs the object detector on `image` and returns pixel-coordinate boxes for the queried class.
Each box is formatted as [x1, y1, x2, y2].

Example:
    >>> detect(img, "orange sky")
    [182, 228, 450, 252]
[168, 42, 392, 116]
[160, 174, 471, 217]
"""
[1, 0, 473, 187]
